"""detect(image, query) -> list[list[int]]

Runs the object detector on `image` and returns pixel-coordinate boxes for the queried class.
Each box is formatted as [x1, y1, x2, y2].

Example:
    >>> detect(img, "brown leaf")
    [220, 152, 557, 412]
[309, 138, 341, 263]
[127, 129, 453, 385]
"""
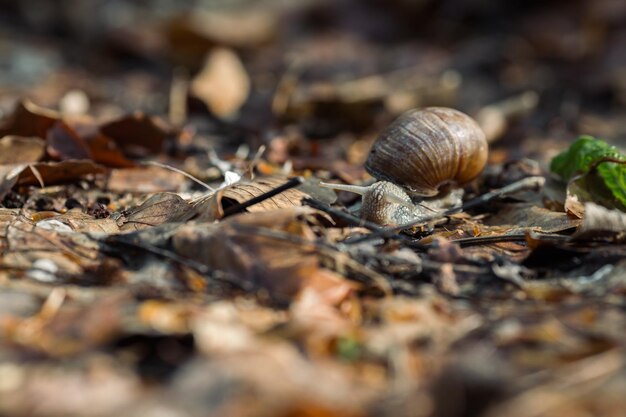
[485, 203, 580, 233]
[99, 112, 170, 157]
[0, 164, 28, 200]
[0, 136, 45, 164]
[191, 48, 250, 118]
[1, 291, 127, 356]
[107, 165, 187, 194]
[118, 192, 195, 231]
[15, 160, 107, 187]
[54, 209, 120, 234]
[0, 100, 60, 139]
[71, 121, 134, 168]
[193, 176, 309, 221]
[172, 208, 330, 303]
[46, 121, 92, 160]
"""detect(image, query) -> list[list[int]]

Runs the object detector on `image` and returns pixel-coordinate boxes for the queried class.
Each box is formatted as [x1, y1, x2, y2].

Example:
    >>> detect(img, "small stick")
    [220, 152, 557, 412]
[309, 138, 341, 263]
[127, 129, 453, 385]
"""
[346, 176, 546, 244]
[450, 232, 571, 247]
[222, 176, 304, 217]
[449, 234, 528, 247]
[303, 198, 426, 248]
[142, 161, 215, 191]
[303, 197, 385, 232]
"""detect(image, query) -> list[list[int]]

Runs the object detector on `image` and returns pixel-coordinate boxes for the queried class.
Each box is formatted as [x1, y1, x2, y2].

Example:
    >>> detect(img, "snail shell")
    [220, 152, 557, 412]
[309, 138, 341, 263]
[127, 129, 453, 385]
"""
[365, 107, 488, 197]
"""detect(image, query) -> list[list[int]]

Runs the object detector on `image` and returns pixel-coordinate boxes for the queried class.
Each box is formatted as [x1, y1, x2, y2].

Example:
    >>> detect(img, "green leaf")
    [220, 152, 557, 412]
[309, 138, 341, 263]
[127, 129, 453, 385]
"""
[597, 163, 626, 208]
[550, 136, 626, 211]
[550, 136, 624, 180]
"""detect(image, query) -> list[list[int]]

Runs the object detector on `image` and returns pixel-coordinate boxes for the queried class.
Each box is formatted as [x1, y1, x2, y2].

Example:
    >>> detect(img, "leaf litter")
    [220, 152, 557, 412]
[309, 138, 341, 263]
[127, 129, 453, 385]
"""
[1, 2, 626, 417]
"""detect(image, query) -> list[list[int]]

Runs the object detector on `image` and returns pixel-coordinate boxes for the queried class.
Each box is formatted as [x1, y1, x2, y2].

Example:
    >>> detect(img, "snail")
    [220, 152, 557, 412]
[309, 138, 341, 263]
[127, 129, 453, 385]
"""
[322, 107, 488, 225]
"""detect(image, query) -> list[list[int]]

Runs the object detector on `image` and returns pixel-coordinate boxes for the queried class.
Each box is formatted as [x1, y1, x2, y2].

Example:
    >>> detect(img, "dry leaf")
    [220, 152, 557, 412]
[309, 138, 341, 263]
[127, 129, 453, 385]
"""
[0, 100, 60, 139]
[173, 208, 328, 303]
[193, 176, 309, 221]
[118, 192, 195, 231]
[191, 48, 250, 118]
[1, 293, 127, 356]
[0, 136, 45, 164]
[71, 121, 135, 168]
[574, 202, 626, 239]
[0, 165, 25, 200]
[54, 209, 120, 234]
[46, 121, 92, 160]
[15, 160, 107, 187]
[485, 204, 580, 233]
[99, 112, 170, 157]
[107, 165, 187, 193]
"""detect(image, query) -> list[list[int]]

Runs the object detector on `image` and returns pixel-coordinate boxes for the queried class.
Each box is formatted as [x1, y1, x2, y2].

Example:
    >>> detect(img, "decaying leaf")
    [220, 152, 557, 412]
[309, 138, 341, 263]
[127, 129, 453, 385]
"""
[191, 47, 250, 118]
[46, 121, 92, 160]
[53, 209, 120, 234]
[173, 207, 348, 303]
[574, 202, 626, 239]
[0, 165, 27, 200]
[192, 176, 309, 221]
[117, 192, 195, 231]
[0, 100, 60, 139]
[107, 165, 187, 193]
[15, 160, 107, 187]
[485, 203, 580, 233]
[0, 136, 46, 164]
[1, 291, 128, 356]
[99, 112, 171, 157]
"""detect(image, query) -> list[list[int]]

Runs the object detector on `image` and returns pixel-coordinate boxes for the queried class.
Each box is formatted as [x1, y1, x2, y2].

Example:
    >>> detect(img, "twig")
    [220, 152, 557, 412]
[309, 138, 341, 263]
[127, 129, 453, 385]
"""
[449, 234, 528, 247]
[222, 176, 304, 217]
[303, 197, 426, 248]
[141, 161, 215, 191]
[302, 197, 385, 232]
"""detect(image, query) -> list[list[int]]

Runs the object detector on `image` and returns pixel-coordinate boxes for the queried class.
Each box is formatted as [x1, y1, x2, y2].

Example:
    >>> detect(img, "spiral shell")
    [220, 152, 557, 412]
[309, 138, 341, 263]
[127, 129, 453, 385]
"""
[365, 107, 488, 197]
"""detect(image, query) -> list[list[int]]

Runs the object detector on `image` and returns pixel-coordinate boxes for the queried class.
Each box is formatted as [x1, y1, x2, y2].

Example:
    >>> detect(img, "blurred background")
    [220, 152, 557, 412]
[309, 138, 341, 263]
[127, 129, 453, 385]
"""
[0, 0, 625, 166]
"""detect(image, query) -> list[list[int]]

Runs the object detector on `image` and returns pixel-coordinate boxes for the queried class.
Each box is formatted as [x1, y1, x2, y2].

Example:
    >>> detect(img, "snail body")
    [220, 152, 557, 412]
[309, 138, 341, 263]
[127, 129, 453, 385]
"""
[323, 107, 488, 226]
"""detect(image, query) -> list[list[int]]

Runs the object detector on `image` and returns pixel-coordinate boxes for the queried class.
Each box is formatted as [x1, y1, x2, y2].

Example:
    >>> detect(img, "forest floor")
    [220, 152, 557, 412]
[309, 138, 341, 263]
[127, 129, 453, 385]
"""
[1, 1, 626, 416]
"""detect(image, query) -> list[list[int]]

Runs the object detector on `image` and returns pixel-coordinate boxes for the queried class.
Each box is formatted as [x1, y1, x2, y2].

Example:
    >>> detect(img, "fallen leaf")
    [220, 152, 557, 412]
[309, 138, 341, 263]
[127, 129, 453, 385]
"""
[191, 47, 250, 118]
[193, 176, 309, 221]
[54, 209, 120, 234]
[172, 208, 327, 303]
[0, 100, 60, 139]
[15, 160, 107, 187]
[574, 202, 626, 239]
[117, 192, 194, 231]
[0, 165, 28, 200]
[107, 165, 187, 193]
[46, 121, 92, 160]
[99, 112, 170, 157]
[0, 160, 106, 200]
[71, 121, 135, 168]
[1, 292, 127, 356]
[485, 203, 580, 233]
[0, 136, 45, 164]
